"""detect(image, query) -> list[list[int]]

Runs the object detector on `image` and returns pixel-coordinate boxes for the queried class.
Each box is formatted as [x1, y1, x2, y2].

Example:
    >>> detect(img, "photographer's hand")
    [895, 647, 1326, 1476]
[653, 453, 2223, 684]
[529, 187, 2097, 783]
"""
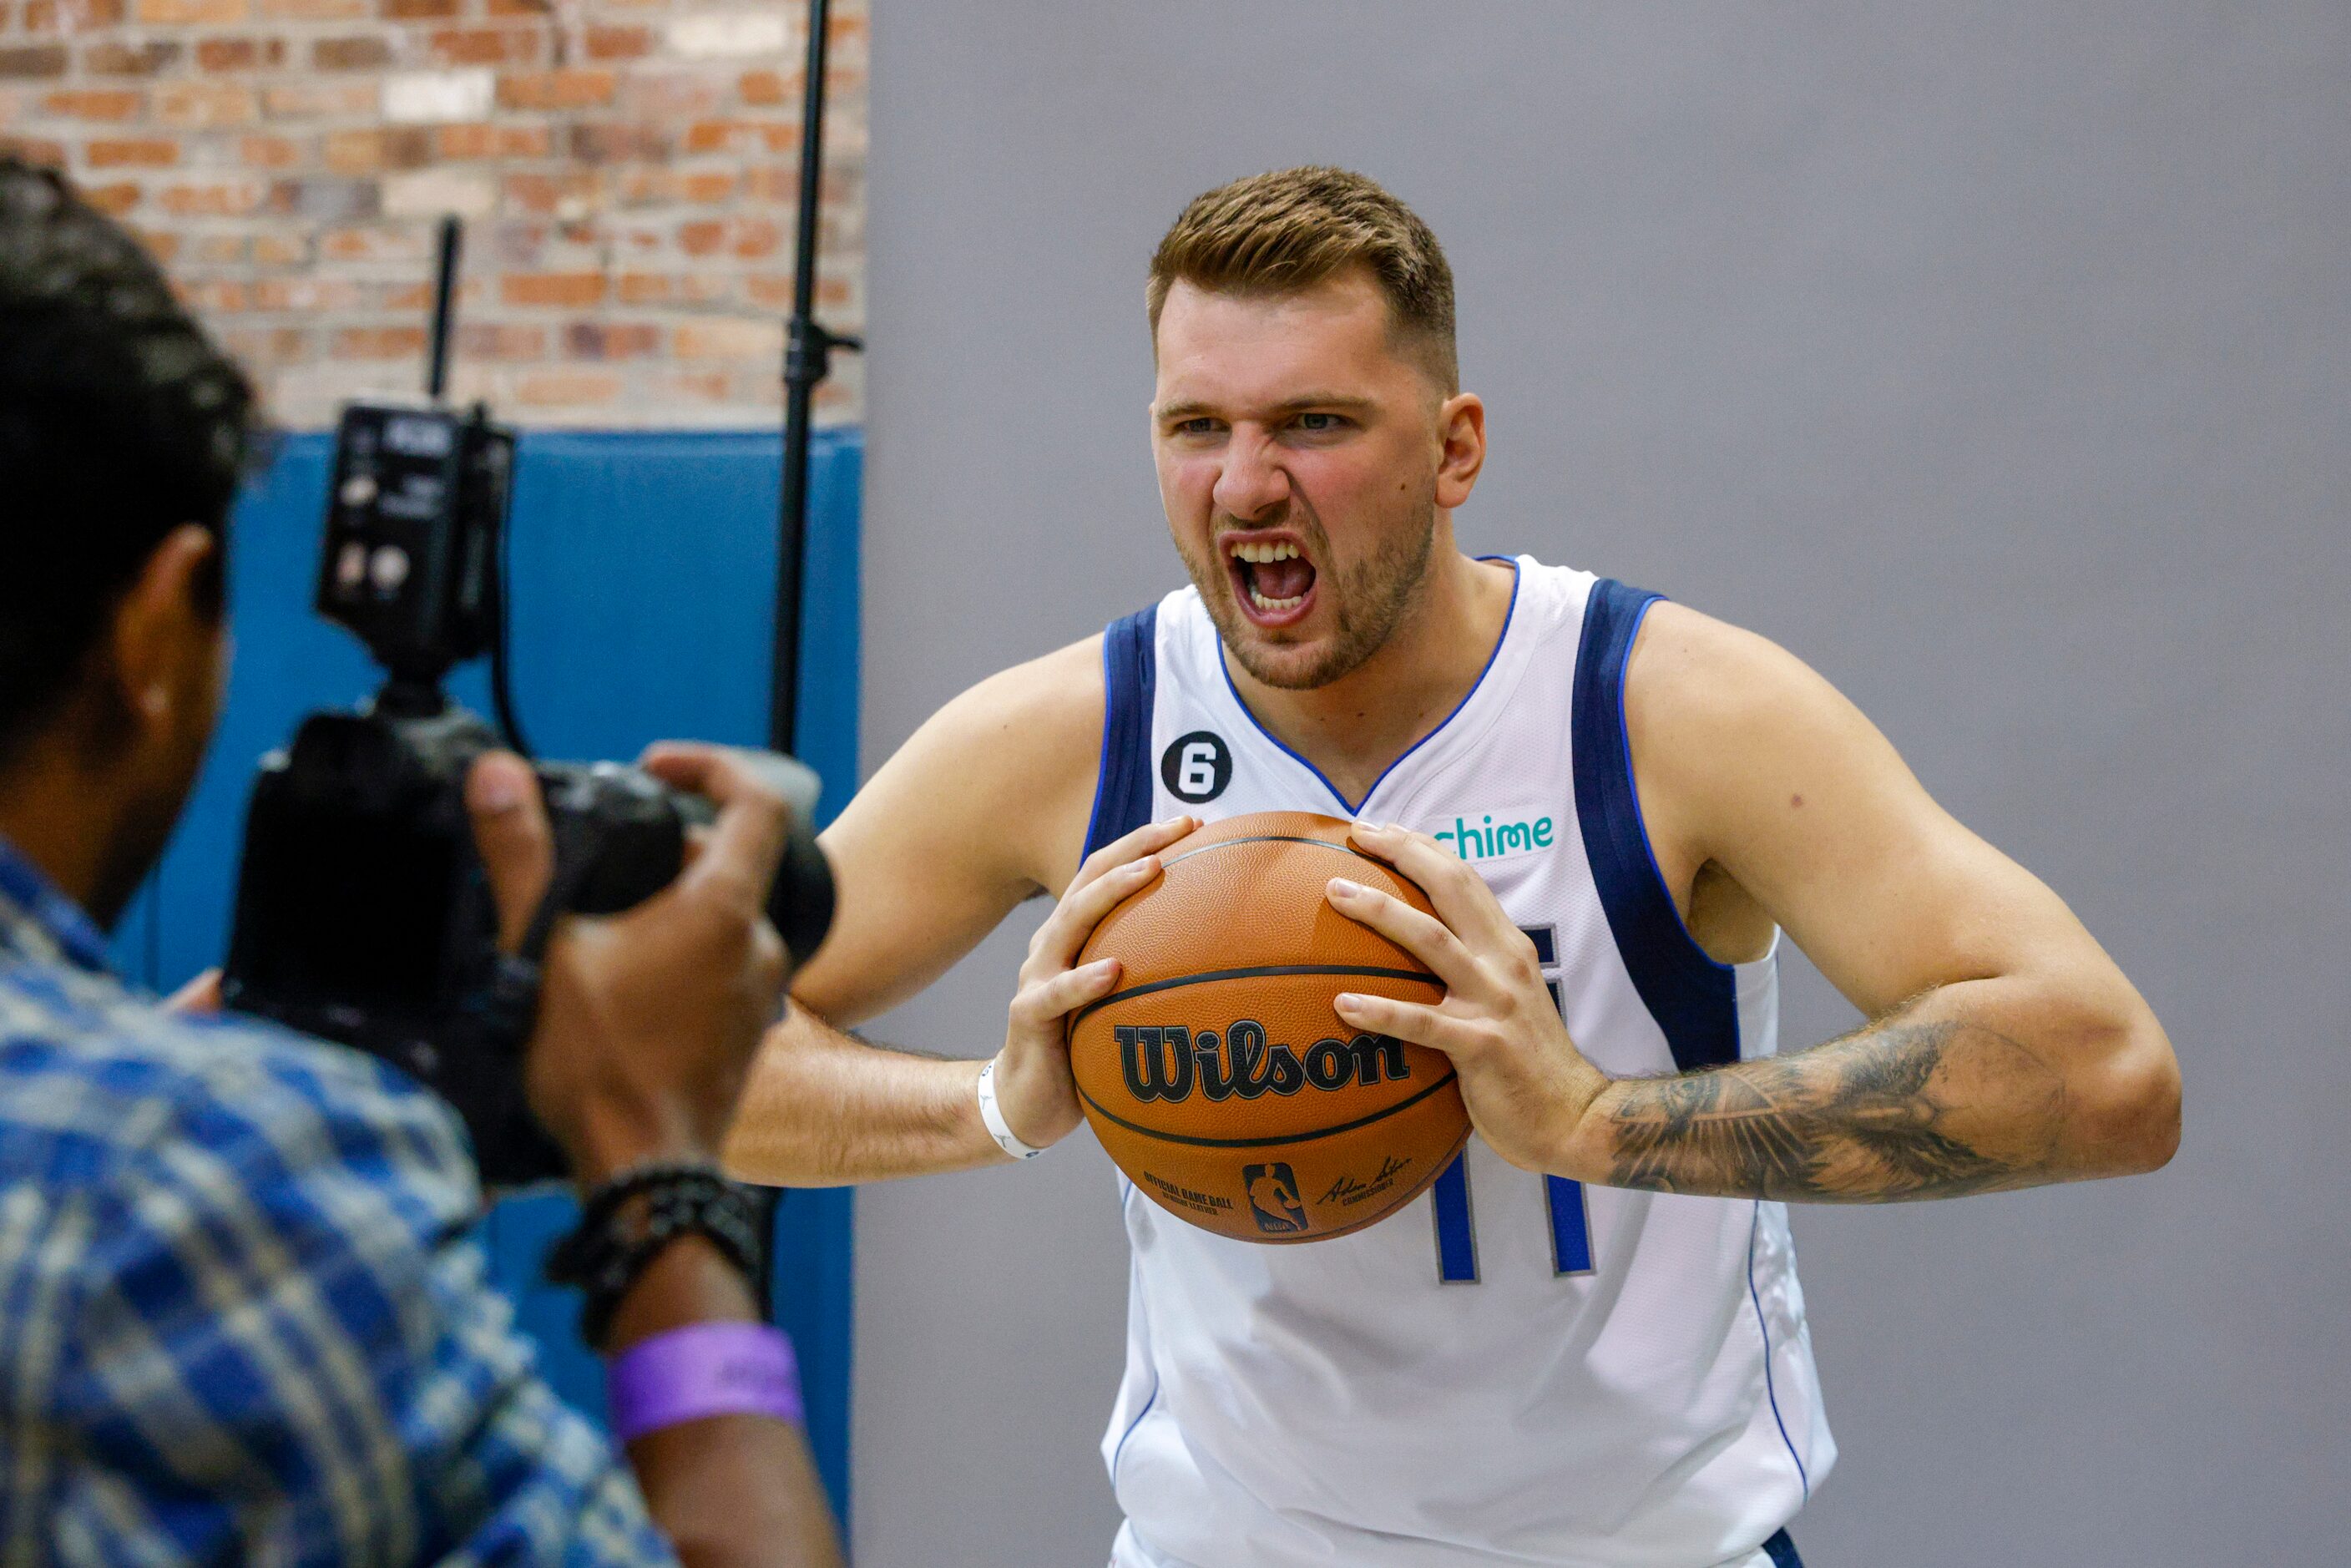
[470, 746, 788, 1179]
[466, 747, 842, 1568]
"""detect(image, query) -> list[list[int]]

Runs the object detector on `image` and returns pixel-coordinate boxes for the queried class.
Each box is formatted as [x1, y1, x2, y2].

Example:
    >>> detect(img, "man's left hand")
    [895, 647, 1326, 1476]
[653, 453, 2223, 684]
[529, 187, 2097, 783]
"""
[1327, 821, 1610, 1178]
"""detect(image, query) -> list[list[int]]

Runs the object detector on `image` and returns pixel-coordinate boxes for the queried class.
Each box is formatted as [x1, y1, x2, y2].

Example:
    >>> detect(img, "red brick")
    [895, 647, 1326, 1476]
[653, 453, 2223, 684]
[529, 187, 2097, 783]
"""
[192, 232, 247, 263]
[131, 226, 179, 260]
[220, 325, 311, 366]
[83, 40, 180, 75]
[501, 169, 591, 215]
[159, 179, 264, 215]
[311, 34, 392, 70]
[658, 368, 734, 403]
[43, 88, 141, 119]
[620, 68, 724, 117]
[380, 0, 455, 15]
[435, 121, 549, 159]
[513, 367, 619, 406]
[741, 164, 794, 202]
[495, 68, 611, 109]
[238, 133, 303, 168]
[250, 231, 307, 266]
[0, 136, 68, 166]
[586, 24, 653, 58]
[319, 224, 428, 262]
[0, 45, 67, 78]
[562, 321, 659, 360]
[427, 27, 538, 65]
[457, 321, 545, 359]
[135, 0, 245, 21]
[195, 37, 285, 72]
[85, 136, 177, 167]
[334, 325, 427, 359]
[177, 278, 250, 311]
[80, 179, 139, 213]
[738, 68, 785, 106]
[562, 120, 661, 164]
[260, 0, 364, 16]
[500, 270, 604, 307]
[744, 271, 791, 308]
[154, 81, 257, 127]
[323, 124, 431, 172]
[673, 316, 780, 360]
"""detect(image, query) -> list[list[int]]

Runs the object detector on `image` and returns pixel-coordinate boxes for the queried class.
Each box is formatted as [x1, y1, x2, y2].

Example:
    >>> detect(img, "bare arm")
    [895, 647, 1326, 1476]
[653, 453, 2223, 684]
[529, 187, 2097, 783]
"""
[1330, 603, 2179, 1202]
[1580, 603, 2178, 1196]
[723, 637, 1181, 1186]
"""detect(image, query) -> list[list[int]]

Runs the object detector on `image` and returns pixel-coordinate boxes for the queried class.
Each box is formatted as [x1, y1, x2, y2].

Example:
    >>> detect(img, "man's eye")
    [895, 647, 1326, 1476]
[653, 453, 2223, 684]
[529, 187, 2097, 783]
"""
[1172, 418, 1219, 437]
[1295, 412, 1344, 432]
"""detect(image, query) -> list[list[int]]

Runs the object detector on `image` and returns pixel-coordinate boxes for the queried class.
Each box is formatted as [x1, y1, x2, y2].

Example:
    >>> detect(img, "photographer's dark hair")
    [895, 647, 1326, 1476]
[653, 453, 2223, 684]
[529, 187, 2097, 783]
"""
[0, 158, 254, 765]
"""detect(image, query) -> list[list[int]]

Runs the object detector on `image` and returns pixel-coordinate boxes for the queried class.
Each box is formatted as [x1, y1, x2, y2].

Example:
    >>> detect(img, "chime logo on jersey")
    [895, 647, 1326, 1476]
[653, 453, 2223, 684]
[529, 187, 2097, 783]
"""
[1115, 1022, 1408, 1104]
[1433, 810, 1555, 862]
[1241, 1162, 1308, 1233]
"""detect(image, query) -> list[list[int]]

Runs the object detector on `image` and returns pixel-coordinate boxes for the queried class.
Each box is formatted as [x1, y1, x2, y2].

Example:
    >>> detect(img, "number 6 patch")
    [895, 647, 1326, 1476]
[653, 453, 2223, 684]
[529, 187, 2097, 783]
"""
[1160, 731, 1232, 803]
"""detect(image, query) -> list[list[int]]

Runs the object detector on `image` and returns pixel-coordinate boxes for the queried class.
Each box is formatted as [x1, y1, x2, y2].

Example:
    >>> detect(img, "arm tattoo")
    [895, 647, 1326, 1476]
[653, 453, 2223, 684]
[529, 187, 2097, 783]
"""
[1601, 1015, 2067, 1201]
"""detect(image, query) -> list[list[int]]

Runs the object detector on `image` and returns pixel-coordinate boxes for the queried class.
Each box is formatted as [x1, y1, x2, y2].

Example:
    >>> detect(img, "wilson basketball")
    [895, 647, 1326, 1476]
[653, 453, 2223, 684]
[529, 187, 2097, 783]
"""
[1069, 812, 1469, 1243]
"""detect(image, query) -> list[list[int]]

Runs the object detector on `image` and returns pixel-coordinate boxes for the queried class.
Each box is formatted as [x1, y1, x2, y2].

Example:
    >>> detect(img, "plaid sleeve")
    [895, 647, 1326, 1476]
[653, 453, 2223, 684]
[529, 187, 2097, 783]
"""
[27, 1034, 677, 1567]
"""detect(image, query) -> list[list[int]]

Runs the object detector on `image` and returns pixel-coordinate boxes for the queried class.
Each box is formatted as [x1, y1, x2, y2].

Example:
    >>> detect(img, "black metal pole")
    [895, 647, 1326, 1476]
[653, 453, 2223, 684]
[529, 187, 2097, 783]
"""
[426, 215, 460, 402]
[758, 0, 860, 1331]
[770, 0, 859, 756]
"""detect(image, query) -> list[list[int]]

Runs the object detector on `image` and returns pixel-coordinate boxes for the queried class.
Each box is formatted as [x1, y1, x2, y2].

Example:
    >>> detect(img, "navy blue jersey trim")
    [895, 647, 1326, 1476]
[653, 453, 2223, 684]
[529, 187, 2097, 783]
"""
[1084, 605, 1160, 858]
[1762, 1527, 1804, 1567]
[1216, 559, 1522, 817]
[1570, 579, 1742, 1072]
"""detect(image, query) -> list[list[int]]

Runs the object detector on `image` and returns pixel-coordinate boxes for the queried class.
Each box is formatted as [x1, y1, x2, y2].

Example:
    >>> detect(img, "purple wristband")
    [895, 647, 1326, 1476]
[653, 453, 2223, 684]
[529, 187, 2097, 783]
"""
[607, 1323, 804, 1442]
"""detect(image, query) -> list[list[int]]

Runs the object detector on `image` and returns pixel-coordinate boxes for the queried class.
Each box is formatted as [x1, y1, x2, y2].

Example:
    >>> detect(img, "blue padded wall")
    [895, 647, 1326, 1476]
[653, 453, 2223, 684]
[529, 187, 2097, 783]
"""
[109, 427, 861, 1530]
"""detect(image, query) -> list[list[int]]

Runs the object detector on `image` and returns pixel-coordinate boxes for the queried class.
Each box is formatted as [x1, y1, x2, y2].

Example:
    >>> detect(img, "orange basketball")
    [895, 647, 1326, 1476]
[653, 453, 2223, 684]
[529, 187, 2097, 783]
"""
[1069, 812, 1469, 1244]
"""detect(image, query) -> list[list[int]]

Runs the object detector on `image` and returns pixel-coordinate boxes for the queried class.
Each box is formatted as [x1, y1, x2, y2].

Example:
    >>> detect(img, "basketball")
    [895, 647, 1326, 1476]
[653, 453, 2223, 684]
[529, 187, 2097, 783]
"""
[1068, 812, 1470, 1243]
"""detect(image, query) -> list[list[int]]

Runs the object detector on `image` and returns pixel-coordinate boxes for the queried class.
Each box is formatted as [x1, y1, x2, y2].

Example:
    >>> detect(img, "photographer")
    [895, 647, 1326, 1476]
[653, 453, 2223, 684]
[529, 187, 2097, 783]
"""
[0, 159, 841, 1566]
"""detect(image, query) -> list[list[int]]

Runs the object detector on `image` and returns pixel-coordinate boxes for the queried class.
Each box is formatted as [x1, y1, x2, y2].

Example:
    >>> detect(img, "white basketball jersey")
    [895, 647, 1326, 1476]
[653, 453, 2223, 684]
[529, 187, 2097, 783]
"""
[1084, 560, 1833, 1568]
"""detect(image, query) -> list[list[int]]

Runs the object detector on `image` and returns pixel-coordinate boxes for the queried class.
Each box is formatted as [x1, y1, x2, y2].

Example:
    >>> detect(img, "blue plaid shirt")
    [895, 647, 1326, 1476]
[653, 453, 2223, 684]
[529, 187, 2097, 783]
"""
[0, 837, 674, 1564]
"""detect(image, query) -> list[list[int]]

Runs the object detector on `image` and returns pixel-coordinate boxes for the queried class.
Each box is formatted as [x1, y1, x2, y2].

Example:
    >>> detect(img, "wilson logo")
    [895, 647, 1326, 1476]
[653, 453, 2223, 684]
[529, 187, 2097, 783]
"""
[1115, 1022, 1408, 1105]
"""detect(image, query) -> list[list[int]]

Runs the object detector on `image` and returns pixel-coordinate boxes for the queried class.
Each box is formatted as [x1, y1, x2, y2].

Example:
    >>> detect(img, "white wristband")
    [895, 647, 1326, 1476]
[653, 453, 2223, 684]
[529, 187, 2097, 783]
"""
[976, 1058, 1046, 1161]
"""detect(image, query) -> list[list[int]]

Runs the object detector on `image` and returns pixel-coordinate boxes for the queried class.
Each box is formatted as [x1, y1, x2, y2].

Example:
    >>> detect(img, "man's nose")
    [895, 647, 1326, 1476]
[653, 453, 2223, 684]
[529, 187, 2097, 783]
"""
[1212, 428, 1291, 523]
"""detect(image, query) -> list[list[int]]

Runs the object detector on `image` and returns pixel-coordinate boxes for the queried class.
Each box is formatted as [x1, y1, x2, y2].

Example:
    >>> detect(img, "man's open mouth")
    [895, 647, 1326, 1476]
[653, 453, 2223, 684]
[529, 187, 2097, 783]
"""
[1225, 536, 1318, 626]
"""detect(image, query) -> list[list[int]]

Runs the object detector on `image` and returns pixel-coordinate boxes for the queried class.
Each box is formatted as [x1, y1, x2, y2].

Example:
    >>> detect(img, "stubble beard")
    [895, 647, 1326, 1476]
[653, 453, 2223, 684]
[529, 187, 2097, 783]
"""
[1180, 497, 1439, 692]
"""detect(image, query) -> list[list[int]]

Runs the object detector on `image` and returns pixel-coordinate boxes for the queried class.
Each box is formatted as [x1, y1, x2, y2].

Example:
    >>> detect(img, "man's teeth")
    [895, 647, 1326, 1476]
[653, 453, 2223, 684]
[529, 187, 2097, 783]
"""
[1248, 589, 1306, 611]
[1228, 539, 1302, 564]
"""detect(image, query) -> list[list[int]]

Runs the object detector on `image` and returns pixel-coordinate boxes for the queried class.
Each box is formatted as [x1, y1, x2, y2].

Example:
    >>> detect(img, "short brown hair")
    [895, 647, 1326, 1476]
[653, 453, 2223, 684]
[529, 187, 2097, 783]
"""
[1148, 166, 1458, 392]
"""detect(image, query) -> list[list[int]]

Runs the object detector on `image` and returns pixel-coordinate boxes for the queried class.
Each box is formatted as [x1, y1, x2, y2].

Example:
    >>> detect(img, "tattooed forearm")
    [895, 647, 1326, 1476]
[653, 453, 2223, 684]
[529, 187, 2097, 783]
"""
[1597, 1014, 2069, 1201]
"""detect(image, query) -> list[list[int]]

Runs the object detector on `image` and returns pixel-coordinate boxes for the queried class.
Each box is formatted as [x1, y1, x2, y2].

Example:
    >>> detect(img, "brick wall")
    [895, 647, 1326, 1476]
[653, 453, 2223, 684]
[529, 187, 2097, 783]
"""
[0, 0, 864, 427]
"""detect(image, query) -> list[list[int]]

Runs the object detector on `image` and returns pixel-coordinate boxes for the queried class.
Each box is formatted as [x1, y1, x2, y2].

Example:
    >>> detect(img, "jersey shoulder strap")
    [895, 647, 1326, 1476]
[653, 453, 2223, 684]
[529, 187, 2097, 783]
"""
[1570, 577, 1743, 1070]
[1083, 603, 1159, 858]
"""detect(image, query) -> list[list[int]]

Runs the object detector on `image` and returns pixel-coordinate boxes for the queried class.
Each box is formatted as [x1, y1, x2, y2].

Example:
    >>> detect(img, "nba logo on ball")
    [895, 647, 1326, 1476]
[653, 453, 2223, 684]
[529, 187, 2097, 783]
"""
[1243, 1163, 1309, 1233]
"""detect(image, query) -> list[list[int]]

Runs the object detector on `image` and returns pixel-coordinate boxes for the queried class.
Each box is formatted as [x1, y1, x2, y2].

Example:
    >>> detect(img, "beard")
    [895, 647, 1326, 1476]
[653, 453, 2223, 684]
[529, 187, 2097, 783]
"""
[1179, 495, 1439, 691]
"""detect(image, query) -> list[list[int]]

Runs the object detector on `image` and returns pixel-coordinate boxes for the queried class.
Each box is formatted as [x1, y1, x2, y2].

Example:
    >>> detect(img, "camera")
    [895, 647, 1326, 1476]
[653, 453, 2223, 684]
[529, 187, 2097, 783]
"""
[221, 225, 833, 1188]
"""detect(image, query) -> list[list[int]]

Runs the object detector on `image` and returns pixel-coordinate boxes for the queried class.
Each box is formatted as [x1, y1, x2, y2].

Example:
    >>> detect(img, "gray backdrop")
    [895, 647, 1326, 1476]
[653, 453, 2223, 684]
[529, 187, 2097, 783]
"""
[849, 3, 2350, 1563]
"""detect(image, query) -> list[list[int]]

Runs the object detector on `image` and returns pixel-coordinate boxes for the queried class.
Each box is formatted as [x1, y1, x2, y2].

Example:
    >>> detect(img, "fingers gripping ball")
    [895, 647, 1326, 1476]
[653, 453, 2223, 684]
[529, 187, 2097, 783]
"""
[1069, 812, 1469, 1243]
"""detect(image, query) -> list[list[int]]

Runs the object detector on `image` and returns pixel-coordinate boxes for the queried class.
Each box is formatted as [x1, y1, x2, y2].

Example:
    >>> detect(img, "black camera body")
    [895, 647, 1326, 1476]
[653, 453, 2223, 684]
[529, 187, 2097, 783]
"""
[222, 391, 833, 1188]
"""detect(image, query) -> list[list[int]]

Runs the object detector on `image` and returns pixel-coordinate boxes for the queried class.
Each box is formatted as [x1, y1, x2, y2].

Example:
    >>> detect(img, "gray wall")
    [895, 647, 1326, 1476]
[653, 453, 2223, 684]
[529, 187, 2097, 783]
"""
[853, 3, 2350, 1563]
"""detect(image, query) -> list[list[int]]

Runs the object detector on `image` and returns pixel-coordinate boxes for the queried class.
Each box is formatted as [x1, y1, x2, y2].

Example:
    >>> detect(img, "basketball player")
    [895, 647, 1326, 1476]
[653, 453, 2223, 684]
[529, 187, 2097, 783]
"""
[724, 168, 2181, 1567]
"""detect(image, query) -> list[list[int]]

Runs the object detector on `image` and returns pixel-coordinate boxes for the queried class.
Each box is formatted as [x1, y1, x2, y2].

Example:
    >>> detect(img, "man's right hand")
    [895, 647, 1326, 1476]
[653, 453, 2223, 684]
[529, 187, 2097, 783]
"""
[986, 815, 1195, 1153]
[465, 745, 792, 1185]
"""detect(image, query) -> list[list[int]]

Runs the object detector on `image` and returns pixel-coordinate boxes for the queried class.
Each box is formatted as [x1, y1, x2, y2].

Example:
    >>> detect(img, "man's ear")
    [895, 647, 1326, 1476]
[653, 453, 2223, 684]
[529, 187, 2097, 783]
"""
[1435, 392, 1487, 510]
[108, 524, 221, 732]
